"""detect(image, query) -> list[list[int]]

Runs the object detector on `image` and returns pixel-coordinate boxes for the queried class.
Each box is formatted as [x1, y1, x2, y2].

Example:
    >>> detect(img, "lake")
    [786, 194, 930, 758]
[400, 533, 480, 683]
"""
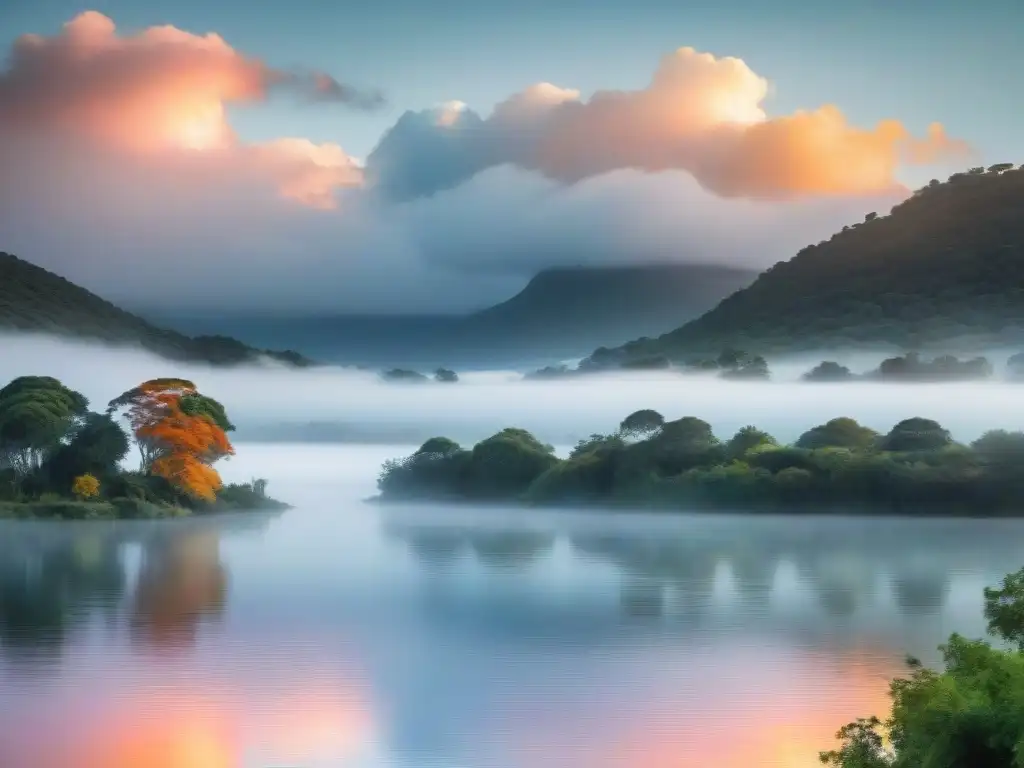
[2, 442, 1023, 768]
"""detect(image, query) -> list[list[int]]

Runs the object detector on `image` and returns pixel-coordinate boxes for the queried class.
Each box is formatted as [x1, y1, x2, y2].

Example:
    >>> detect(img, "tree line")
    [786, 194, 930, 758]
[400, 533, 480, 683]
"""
[378, 410, 1024, 514]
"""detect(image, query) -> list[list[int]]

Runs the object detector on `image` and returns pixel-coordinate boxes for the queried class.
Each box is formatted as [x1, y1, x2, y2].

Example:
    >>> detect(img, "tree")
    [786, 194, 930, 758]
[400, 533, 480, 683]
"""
[987, 162, 1015, 174]
[983, 566, 1024, 651]
[434, 368, 459, 383]
[106, 378, 198, 469]
[43, 411, 130, 491]
[618, 409, 665, 440]
[797, 418, 878, 451]
[0, 376, 89, 481]
[727, 426, 777, 459]
[71, 473, 100, 500]
[971, 430, 1024, 469]
[414, 437, 462, 458]
[881, 418, 952, 452]
[821, 568, 1024, 768]
[803, 361, 854, 382]
[864, 212, 878, 221]
[141, 401, 234, 502]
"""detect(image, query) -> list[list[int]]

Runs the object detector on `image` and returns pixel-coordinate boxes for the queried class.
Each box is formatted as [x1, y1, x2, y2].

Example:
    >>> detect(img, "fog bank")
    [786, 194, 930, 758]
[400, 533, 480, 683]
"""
[2, 334, 1022, 448]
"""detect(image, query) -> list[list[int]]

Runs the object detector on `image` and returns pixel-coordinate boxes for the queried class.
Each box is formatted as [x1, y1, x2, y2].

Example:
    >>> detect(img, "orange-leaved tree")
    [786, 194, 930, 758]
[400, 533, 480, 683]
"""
[107, 378, 198, 470]
[110, 379, 235, 502]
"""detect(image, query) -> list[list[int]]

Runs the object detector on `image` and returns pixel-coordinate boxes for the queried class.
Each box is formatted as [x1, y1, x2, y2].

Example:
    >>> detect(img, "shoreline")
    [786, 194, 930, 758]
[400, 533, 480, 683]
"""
[368, 495, 1024, 519]
[0, 496, 291, 521]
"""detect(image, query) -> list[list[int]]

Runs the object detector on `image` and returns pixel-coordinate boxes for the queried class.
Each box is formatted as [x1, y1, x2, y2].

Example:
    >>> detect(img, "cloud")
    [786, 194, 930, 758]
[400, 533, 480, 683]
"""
[0, 14, 972, 315]
[0, 11, 375, 207]
[367, 47, 970, 201]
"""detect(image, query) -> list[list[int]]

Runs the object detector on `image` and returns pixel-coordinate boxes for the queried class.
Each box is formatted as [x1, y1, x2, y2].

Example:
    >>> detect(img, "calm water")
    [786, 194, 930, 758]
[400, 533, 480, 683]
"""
[2, 443, 1024, 768]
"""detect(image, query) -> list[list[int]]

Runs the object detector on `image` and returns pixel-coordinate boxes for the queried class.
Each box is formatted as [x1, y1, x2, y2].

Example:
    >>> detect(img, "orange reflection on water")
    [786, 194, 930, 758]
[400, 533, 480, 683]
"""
[605, 654, 897, 768]
[5, 672, 375, 768]
[510, 645, 899, 768]
[131, 530, 228, 650]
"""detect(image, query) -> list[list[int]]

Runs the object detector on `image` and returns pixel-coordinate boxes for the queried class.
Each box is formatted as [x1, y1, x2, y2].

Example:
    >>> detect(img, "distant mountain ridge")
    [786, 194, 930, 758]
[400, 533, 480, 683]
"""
[0, 251, 311, 366]
[581, 164, 1024, 367]
[155, 263, 756, 368]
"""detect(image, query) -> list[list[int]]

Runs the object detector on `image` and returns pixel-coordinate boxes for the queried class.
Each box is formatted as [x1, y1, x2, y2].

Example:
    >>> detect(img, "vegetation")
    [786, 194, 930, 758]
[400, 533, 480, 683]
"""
[0, 374, 286, 519]
[378, 410, 1024, 514]
[820, 564, 1024, 767]
[578, 164, 1024, 365]
[0, 252, 314, 367]
[529, 347, 774, 380]
[380, 367, 462, 383]
[803, 352, 1003, 382]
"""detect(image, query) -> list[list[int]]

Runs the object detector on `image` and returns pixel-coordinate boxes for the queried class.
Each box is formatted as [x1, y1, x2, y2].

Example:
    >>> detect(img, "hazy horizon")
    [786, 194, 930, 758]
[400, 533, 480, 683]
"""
[4, 334, 1022, 454]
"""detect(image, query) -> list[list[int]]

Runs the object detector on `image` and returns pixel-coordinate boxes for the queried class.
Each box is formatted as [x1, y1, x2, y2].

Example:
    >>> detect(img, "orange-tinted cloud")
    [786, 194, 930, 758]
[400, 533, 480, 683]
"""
[0, 11, 370, 207]
[368, 47, 972, 201]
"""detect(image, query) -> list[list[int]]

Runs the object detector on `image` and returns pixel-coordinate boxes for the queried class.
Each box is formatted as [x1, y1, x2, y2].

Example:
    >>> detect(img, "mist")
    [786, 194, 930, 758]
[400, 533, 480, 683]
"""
[3, 334, 1023, 452]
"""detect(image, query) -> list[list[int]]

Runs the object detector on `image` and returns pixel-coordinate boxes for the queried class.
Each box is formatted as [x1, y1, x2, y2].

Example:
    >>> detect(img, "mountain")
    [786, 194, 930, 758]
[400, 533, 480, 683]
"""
[0, 251, 312, 366]
[454, 264, 756, 353]
[155, 264, 757, 369]
[581, 164, 1024, 367]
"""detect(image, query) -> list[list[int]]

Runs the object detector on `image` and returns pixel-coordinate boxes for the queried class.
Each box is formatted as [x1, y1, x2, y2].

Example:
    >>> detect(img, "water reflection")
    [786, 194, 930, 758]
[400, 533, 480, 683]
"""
[0, 514, 276, 663]
[130, 529, 228, 651]
[0, 526, 125, 662]
[2, 502, 1024, 768]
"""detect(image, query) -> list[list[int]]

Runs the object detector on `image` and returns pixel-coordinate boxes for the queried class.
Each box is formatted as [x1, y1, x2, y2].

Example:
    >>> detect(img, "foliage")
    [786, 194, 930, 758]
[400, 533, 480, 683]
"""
[880, 418, 952, 452]
[434, 367, 459, 383]
[577, 163, 1024, 362]
[726, 426, 778, 460]
[619, 409, 665, 440]
[0, 376, 89, 480]
[381, 368, 429, 382]
[71, 473, 99, 500]
[141, 399, 234, 502]
[821, 567, 1024, 768]
[983, 566, 1024, 651]
[378, 411, 1024, 514]
[871, 352, 993, 382]
[0, 251, 313, 366]
[803, 361, 854, 381]
[0, 374, 279, 517]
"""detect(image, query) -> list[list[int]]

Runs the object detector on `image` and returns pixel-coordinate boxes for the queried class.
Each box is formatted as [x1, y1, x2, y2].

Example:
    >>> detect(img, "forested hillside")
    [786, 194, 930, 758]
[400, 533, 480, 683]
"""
[0, 252, 311, 366]
[583, 164, 1024, 365]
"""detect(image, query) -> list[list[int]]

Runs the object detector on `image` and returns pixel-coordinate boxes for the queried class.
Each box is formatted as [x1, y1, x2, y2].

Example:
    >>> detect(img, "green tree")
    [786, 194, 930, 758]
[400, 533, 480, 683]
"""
[796, 418, 878, 450]
[726, 426, 777, 459]
[0, 376, 89, 481]
[983, 566, 1024, 651]
[881, 418, 952, 452]
[803, 361, 854, 382]
[618, 409, 665, 440]
[434, 368, 459, 383]
[821, 567, 1024, 768]
[178, 393, 236, 432]
[44, 411, 130, 490]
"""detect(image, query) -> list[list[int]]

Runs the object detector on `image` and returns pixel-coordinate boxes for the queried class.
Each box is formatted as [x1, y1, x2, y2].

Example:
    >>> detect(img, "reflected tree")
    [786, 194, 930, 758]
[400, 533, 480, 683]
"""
[0, 525, 125, 662]
[469, 531, 554, 570]
[129, 529, 227, 651]
[890, 569, 950, 616]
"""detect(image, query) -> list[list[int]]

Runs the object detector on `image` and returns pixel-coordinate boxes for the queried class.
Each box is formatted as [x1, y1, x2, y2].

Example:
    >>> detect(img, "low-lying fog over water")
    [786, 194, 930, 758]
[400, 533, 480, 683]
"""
[3, 334, 1024, 768]
[3, 442, 1024, 768]
[3, 334, 1023, 449]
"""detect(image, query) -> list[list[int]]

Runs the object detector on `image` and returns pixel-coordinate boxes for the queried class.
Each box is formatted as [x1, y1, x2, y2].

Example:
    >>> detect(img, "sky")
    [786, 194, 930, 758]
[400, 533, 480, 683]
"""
[0, 0, 1019, 315]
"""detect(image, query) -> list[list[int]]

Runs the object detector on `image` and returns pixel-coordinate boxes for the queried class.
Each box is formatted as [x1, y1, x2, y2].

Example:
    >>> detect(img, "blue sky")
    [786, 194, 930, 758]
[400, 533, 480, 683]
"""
[2, 0, 1020, 174]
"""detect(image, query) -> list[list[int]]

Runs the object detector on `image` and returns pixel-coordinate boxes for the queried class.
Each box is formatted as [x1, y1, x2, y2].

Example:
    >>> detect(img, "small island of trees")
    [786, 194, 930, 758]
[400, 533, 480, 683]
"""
[377, 410, 1024, 514]
[0, 375, 286, 519]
